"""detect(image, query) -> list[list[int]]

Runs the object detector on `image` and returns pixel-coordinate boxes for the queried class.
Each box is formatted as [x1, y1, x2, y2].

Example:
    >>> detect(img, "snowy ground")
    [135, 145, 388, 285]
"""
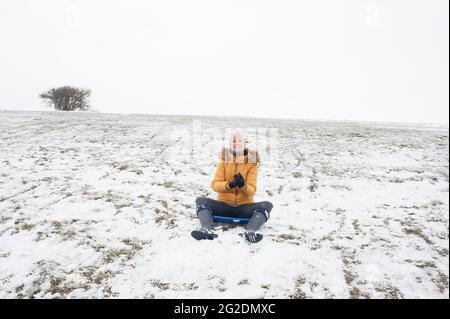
[0, 110, 448, 299]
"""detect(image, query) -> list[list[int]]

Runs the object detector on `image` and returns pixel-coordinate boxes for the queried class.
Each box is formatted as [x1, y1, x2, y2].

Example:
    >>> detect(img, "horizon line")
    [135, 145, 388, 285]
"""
[1, 107, 449, 128]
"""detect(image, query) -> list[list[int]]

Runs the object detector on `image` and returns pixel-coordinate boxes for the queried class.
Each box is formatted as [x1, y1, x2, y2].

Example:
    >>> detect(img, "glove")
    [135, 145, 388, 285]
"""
[228, 179, 237, 189]
[234, 172, 245, 188]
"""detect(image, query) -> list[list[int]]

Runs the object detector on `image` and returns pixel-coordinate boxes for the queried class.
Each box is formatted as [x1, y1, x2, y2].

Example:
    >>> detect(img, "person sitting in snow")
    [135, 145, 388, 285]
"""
[192, 131, 273, 243]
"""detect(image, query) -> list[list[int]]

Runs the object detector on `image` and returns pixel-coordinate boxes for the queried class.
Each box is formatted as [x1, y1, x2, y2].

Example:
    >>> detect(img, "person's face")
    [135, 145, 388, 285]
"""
[230, 134, 245, 153]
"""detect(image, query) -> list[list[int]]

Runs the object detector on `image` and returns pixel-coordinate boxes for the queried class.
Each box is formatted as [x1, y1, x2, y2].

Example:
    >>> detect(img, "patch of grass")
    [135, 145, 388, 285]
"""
[279, 233, 297, 241]
[21, 223, 36, 231]
[343, 270, 356, 285]
[403, 227, 433, 245]
[154, 208, 176, 229]
[277, 185, 284, 194]
[103, 248, 133, 263]
[330, 184, 352, 191]
[138, 194, 153, 204]
[292, 171, 302, 178]
[47, 220, 77, 240]
[405, 259, 436, 269]
[436, 248, 448, 257]
[163, 181, 175, 188]
[159, 200, 169, 209]
[25, 260, 90, 298]
[183, 282, 199, 290]
[349, 287, 370, 299]
[132, 169, 143, 175]
[374, 284, 404, 299]
[238, 279, 249, 285]
[308, 168, 318, 192]
[352, 219, 361, 233]
[289, 276, 307, 299]
[430, 270, 449, 294]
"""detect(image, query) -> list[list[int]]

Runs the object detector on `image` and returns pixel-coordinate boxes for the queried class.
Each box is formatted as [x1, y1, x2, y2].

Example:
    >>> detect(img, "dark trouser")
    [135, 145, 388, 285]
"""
[195, 197, 273, 232]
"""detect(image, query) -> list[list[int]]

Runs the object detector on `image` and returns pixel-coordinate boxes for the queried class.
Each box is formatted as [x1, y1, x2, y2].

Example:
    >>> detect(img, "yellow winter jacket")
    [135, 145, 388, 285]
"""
[211, 148, 260, 205]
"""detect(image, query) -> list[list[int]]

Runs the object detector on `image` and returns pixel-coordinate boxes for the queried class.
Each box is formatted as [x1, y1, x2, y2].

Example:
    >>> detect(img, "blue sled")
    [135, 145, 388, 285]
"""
[212, 215, 250, 224]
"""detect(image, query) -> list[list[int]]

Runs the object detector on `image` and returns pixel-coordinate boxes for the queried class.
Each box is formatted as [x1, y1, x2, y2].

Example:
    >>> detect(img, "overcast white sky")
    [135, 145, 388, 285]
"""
[0, 0, 448, 123]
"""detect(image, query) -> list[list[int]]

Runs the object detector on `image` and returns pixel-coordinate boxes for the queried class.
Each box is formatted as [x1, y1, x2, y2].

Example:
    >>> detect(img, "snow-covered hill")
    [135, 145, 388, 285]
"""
[0, 110, 448, 298]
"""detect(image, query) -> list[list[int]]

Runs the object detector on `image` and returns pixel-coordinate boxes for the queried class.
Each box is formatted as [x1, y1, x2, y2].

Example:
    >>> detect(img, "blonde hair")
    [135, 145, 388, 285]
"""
[219, 147, 260, 165]
[229, 131, 247, 146]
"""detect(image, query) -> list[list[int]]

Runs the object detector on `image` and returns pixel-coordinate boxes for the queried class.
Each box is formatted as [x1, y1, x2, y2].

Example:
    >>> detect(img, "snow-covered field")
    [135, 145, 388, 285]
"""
[0, 110, 448, 299]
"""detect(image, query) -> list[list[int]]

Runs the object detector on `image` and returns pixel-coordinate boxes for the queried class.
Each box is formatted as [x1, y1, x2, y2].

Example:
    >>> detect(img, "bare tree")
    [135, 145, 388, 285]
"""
[39, 86, 91, 111]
